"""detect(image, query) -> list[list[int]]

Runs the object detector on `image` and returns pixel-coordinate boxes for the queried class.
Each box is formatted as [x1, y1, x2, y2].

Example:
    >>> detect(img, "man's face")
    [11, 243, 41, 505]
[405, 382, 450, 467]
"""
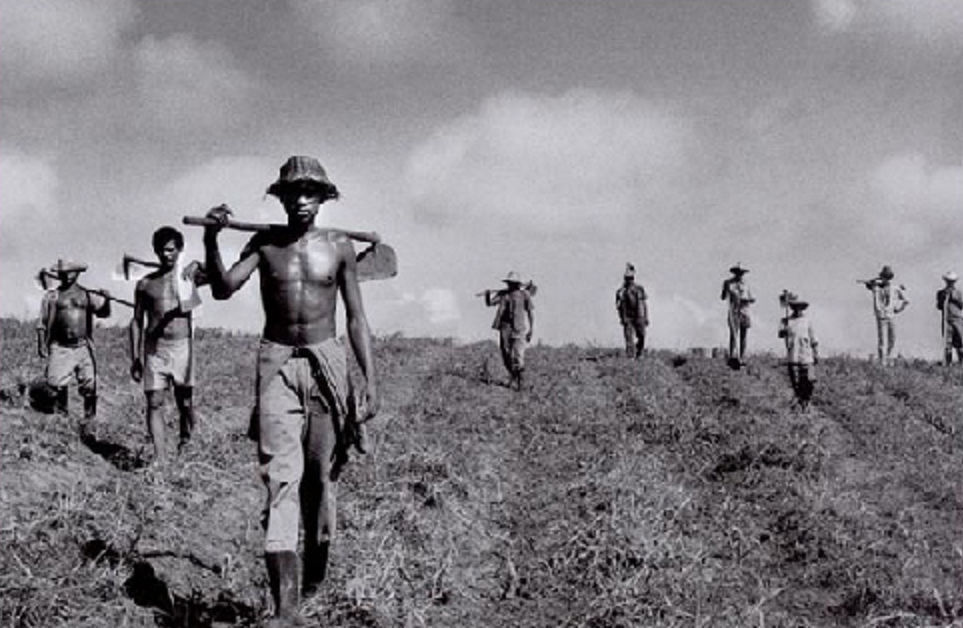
[58, 271, 79, 288]
[623, 276, 634, 286]
[281, 184, 322, 227]
[155, 240, 181, 270]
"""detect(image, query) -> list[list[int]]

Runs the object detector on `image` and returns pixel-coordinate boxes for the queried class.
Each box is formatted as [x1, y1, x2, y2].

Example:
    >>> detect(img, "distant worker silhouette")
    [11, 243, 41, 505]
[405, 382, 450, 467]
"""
[615, 263, 648, 358]
[484, 271, 535, 391]
[720, 263, 754, 368]
[861, 265, 908, 366]
[936, 271, 963, 365]
[778, 292, 819, 412]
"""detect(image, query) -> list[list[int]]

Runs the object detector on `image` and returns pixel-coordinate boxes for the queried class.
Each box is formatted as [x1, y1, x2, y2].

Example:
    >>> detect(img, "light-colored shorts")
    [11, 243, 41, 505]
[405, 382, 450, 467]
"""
[144, 337, 194, 392]
[46, 342, 96, 394]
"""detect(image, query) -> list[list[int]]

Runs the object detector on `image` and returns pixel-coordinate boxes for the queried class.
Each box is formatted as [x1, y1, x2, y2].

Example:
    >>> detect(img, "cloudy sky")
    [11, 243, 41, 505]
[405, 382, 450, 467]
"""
[2, 0, 962, 357]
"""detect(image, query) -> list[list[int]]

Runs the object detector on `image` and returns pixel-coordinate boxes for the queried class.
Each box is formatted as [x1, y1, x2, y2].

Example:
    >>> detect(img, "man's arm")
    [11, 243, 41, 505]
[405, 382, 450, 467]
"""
[36, 292, 53, 358]
[339, 240, 378, 420]
[896, 287, 909, 314]
[720, 280, 729, 301]
[182, 260, 209, 287]
[202, 206, 259, 299]
[91, 290, 112, 318]
[525, 293, 535, 342]
[640, 286, 649, 325]
[129, 281, 146, 382]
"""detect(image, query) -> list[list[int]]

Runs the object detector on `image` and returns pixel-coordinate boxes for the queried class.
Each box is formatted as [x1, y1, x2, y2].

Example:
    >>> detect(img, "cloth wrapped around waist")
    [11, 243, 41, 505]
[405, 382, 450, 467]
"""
[250, 337, 365, 475]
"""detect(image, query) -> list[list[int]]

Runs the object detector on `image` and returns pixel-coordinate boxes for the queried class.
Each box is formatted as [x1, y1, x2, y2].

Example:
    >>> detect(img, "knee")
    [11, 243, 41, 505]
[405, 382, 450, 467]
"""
[147, 395, 164, 412]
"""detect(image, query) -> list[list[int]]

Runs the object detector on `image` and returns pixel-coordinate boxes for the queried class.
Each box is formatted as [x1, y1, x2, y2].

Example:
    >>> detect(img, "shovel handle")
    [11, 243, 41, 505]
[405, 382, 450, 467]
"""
[182, 216, 381, 244]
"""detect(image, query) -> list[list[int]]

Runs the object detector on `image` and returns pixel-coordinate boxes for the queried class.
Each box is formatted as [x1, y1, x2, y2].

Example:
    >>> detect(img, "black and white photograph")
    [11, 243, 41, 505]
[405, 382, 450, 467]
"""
[1, 1, 962, 626]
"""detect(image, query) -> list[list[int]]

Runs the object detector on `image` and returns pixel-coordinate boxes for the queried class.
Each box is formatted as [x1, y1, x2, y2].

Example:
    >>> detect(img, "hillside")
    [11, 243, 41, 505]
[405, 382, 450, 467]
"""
[2, 318, 962, 627]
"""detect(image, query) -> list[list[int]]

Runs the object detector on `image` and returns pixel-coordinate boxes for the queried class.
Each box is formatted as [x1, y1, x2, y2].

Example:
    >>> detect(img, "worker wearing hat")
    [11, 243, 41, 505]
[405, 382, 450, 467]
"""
[720, 263, 755, 368]
[35, 259, 111, 419]
[936, 271, 963, 365]
[778, 293, 819, 411]
[202, 155, 377, 624]
[616, 263, 648, 358]
[864, 265, 908, 366]
[485, 270, 535, 390]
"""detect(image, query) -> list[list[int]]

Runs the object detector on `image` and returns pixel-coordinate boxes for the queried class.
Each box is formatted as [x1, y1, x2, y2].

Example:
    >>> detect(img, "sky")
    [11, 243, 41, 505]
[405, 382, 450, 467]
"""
[2, 0, 962, 357]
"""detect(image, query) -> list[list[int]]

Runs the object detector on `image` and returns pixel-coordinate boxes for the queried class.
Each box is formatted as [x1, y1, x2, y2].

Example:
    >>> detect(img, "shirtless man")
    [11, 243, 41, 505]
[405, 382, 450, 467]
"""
[130, 226, 206, 462]
[202, 155, 378, 625]
[36, 260, 111, 420]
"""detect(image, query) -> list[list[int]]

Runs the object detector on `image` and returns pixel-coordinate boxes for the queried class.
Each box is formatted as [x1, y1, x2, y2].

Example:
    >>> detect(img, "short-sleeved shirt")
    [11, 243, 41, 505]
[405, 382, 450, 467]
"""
[489, 290, 533, 334]
[780, 315, 818, 365]
[616, 283, 647, 322]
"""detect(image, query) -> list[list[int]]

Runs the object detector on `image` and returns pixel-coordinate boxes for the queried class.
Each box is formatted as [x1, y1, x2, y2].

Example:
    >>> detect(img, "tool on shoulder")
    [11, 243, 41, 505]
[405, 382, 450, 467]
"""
[35, 269, 135, 308]
[182, 212, 397, 282]
[857, 278, 880, 288]
[475, 281, 538, 299]
[118, 253, 161, 280]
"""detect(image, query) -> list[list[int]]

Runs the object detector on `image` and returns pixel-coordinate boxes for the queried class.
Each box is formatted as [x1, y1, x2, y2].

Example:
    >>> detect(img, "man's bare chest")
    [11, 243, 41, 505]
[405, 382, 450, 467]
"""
[260, 240, 340, 286]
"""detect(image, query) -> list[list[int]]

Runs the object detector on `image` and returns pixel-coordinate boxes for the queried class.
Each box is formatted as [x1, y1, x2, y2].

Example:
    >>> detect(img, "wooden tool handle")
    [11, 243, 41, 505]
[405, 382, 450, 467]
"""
[182, 215, 381, 244]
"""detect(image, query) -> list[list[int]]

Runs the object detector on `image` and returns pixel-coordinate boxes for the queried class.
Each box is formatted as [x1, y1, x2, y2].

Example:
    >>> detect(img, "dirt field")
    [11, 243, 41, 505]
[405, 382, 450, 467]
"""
[2, 318, 962, 627]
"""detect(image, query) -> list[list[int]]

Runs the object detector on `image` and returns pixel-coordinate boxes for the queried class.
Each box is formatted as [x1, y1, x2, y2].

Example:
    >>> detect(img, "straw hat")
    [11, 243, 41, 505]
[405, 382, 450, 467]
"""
[878, 265, 895, 280]
[943, 271, 958, 283]
[503, 270, 523, 284]
[729, 263, 748, 275]
[624, 263, 635, 278]
[266, 155, 339, 200]
[47, 259, 87, 275]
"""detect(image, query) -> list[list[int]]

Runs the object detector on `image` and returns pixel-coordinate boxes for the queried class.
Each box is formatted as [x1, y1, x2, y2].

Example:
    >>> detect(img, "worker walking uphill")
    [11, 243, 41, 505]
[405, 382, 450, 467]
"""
[778, 293, 819, 411]
[36, 259, 112, 421]
[862, 265, 908, 366]
[936, 271, 963, 365]
[202, 156, 378, 625]
[616, 263, 648, 358]
[721, 264, 754, 368]
[485, 271, 535, 390]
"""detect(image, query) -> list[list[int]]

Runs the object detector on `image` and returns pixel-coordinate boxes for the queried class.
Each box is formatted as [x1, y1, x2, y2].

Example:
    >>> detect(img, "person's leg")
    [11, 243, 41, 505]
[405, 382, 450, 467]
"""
[76, 345, 97, 421]
[875, 318, 886, 363]
[499, 328, 515, 385]
[512, 335, 527, 390]
[623, 323, 635, 358]
[259, 361, 307, 623]
[46, 344, 73, 415]
[145, 390, 167, 462]
[728, 323, 738, 360]
[886, 320, 897, 365]
[633, 320, 646, 358]
[301, 384, 337, 596]
[173, 385, 195, 450]
[739, 325, 749, 364]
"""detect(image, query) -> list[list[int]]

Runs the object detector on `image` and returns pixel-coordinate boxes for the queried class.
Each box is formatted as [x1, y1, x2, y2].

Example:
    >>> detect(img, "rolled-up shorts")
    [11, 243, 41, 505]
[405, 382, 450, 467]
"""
[46, 342, 96, 394]
[144, 337, 194, 391]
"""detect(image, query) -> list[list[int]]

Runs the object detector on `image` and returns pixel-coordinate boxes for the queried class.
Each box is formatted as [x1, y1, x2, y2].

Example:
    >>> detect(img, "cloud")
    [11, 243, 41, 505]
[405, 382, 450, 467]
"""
[0, 0, 136, 86]
[812, 0, 963, 48]
[419, 287, 460, 324]
[404, 89, 692, 237]
[292, 0, 469, 66]
[869, 153, 963, 251]
[0, 152, 58, 220]
[167, 156, 280, 219]
[134, 35, 257, 132]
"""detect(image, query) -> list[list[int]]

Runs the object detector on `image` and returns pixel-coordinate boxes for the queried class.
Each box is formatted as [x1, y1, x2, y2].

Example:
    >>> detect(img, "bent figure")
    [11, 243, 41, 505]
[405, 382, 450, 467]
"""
[202, 156, 378, 626]
[36, 259, 111, 422]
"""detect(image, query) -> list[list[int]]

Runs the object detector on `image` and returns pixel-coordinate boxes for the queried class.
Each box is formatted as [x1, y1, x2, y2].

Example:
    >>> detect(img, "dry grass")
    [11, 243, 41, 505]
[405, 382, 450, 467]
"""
[2, 318, 963, 627]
